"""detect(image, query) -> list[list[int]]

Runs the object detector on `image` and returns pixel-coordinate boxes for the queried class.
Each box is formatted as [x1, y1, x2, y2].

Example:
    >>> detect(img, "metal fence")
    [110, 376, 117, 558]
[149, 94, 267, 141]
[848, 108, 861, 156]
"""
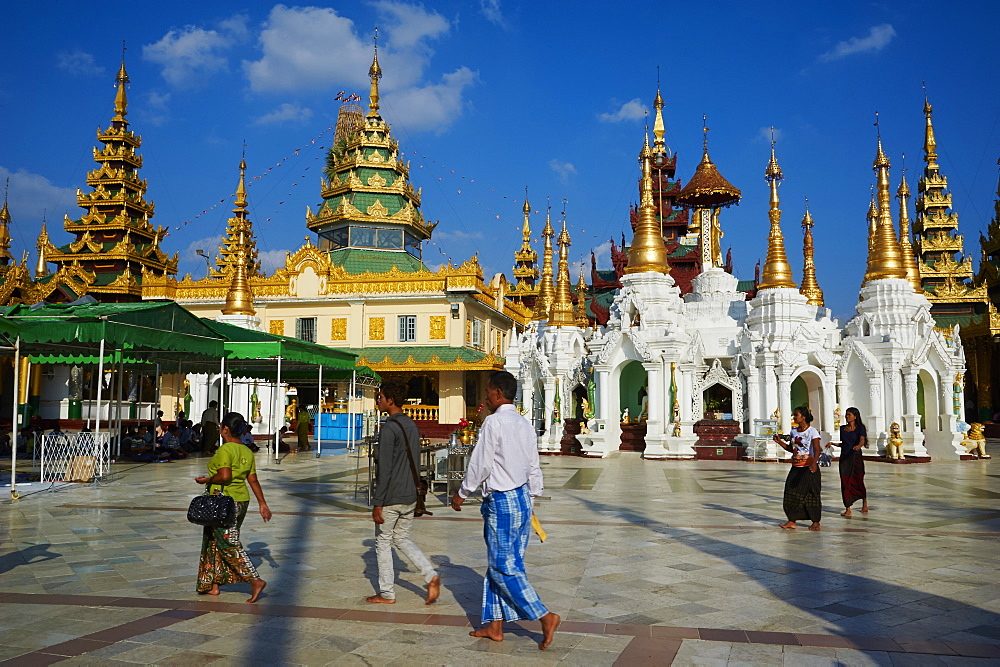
[40, 432, 111, 484]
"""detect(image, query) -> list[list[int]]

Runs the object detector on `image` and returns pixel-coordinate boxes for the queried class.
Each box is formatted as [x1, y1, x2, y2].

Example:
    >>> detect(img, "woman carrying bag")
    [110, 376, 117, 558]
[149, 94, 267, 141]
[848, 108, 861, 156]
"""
[194, 411, 271, 602]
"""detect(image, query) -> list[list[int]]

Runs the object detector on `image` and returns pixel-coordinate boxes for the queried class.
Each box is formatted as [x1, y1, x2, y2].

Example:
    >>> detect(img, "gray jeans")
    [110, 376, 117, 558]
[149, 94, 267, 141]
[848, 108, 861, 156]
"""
[375, 502, 438, 599]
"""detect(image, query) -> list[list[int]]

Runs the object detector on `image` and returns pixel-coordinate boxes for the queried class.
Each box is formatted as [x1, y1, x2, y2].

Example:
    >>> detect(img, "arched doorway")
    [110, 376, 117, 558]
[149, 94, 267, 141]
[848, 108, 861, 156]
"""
[619, 361, 647, 421]
[703, 383, 733, 418]
[918, 370, 938, 432]
[791, 370, 825, 431]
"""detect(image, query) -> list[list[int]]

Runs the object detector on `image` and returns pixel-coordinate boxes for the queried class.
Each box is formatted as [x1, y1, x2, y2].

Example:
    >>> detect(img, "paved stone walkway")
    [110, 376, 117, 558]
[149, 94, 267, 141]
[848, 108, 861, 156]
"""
[2, 448, 999, 665]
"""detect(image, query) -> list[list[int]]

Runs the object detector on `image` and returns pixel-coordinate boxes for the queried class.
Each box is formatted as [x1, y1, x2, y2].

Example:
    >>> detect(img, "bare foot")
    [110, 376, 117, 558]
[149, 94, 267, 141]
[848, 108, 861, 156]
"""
[198, 584, 221, 596]
[841, 509, 852, 517]
[779, 521, 796, 530]
[425, 575, 440, 605]
[861, 503, 869, 513]
[539, 612, 560, 650]
[808, 522, 822, 531]
[247, 579, 266, 603]
[470, 620, 503, 642]
[365, 594, 396, 604]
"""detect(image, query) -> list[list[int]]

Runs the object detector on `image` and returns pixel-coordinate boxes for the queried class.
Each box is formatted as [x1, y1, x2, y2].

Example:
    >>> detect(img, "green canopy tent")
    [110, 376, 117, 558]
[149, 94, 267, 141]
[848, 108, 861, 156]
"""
[199, 319, 379, 460]
[0, 300, 228, 497]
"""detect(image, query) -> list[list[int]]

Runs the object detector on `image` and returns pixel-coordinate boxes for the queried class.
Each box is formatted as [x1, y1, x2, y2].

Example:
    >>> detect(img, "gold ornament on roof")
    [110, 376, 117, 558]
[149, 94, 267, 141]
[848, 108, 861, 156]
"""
[896, 161, 923, 293]
[625, 131, 670, 274]
[757, 132, 797, 290]
[863, 118, 908, 284]
[532, 203, 556, 321]
[549, 204, 577, 327]
[799, 200, 824, 306]
[366, 199, 389, 217]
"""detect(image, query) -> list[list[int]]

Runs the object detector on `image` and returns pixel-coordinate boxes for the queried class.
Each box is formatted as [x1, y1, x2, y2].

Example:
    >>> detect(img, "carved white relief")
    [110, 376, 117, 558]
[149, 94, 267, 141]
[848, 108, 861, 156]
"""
[691, 358, 744, 422]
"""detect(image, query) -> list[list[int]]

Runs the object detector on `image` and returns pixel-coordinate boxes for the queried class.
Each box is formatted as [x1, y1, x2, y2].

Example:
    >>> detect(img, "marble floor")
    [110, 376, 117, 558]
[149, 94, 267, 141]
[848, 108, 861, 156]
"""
[1, 448, 999, 665]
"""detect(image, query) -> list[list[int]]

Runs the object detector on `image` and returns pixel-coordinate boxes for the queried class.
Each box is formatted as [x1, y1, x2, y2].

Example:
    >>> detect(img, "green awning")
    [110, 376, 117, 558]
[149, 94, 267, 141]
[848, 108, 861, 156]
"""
[199, 319, 379, 381]
[1, 300, 225, 363]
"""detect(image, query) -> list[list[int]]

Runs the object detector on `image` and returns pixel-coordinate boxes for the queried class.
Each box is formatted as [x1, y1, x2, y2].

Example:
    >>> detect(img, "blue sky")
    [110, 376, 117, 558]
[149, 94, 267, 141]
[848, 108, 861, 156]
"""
[1, 1, 997, 323]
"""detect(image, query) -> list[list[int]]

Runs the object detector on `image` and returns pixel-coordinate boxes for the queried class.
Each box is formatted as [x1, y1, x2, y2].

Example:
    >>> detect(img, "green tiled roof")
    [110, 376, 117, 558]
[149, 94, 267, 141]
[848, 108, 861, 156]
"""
[931, 313, 983, 329]
[344, 346, 490, 364]
[737, 279, 756, 292]
[328, 248, 426, 274]
[667, 243, 698, 258]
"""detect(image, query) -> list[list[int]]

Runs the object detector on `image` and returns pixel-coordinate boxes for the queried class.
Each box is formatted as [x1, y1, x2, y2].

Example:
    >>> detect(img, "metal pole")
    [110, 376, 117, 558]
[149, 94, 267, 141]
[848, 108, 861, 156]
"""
[316, 364, 323, 458]
[115, 352, 124, 458]
[219, 356, 227, 414]
[153, 363, 161, 422]
[95, 338, 105, 446]
[348, 370, 356, 452]
[274, 356, 282, 463]
[10, 336, 20, 499]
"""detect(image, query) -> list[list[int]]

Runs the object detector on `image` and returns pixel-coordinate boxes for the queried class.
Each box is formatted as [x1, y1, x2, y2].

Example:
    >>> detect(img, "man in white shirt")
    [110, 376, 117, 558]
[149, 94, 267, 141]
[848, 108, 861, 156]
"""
[451, 371, 560, 650]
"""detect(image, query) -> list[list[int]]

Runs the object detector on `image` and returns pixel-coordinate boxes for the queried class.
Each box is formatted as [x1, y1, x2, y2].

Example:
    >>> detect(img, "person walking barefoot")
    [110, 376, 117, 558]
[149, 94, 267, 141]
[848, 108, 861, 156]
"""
[836, 407, 870, 517]
[451, 371, 560, 650]
[773, 406, 823, 531]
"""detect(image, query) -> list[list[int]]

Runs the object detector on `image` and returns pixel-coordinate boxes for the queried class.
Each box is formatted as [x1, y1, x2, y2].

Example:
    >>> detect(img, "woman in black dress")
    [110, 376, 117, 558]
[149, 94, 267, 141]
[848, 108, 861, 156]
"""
[835, 407, 868, 516]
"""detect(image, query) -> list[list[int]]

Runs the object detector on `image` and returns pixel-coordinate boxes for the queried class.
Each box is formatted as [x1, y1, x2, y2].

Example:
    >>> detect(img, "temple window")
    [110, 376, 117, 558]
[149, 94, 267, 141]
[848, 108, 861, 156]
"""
[295, 317, 317, 343]
[398, 315, 417, 342]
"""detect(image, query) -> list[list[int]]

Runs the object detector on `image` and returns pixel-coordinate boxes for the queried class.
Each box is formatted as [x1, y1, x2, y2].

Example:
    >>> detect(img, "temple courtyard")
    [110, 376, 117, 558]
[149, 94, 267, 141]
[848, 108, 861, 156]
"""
[1, 448, 999, 665]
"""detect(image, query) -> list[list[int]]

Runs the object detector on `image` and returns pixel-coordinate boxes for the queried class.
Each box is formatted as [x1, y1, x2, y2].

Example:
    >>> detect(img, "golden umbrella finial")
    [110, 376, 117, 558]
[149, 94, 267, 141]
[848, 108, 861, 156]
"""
[757, 130, 797, 289]
[625, 128, 670, 274]
[113, 41, 130, 121]
[864, 114, 907, 284]
[367, 28, 383, 118]
[896, 154, 923, 293]
[799, 198, 824, 306]
[549, 201, 576, 327]
[531, 199, 555, 321]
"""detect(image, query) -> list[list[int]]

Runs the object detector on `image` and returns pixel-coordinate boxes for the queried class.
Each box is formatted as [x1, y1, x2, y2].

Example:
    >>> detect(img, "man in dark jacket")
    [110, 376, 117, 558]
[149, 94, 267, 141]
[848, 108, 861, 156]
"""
[367, 379, 440, 605]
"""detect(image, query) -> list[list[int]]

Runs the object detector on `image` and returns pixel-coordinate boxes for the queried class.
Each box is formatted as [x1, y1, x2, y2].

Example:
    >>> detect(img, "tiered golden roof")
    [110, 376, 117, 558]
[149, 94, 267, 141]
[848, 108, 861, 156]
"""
[45, 53, 178, 300]
[799, 202, 824, 306]
[913, 95, 978, 301]
[548, 214, 576, 327]
[531, 206, 555, 321]
[510, 189, 539, 300]
[221, 158, 257, 317]
[757, 138, 797, 290]
[625, 135, 670, 274]
[863, 135, 908, 283]
[896, 168, 923, 292]
[213, 156, 261, 279]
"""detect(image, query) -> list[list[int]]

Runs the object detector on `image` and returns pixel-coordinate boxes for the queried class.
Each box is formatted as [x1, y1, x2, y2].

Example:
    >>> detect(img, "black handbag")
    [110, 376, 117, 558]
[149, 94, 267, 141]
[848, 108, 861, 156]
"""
[187, 485, 237, 527]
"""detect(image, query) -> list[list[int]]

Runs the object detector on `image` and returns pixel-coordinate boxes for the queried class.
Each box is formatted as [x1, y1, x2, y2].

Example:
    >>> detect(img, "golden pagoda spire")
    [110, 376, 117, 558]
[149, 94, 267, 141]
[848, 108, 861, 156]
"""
[531, 202, 555, 321]
[896, 158, 923, 292]
[214, 152, 261, 278]
[0, 178, 13, 266]
[799, 199, 824, 306]
[923, 88, 937, 165]
[625, 131, 670, 274]
[221, 157, 256, 316]
[35, 219, 50, 279]
[864, 119, 907, 283]
[757, 130, 797, 289]
[652, 71, 666, 155]
[367, 29, 382, 118]
[549, 203, 576, 327]
[574, 262, 589, 327]
[867, 187, 877, 250]
[113, 42, 129, 122]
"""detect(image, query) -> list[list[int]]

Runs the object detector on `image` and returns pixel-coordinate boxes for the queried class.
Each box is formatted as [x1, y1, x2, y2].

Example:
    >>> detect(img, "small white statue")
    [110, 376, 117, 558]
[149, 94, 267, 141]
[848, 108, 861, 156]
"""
[621, 407, 630, 424]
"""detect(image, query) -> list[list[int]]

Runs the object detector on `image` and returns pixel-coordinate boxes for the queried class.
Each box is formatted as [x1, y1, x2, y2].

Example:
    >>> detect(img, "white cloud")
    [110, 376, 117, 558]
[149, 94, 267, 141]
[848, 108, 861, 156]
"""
[56, 50, 105, 77]
[0, 167, 77, 232]
[433, 228, 483, 242]
[184, 236, 223, 267]
[257, 248, 291, 274]
[142, 91, 172, 127]
[819, 24, 896, 63]
[143, 16, 247, 87]
[243, 3, 472, 132]
[254, 102, 314, 125]
[549, 159, 577, 184]
[591, 240, 612, 269]
[598, 98, 647, 123]
[480, 0, 507, 28]
[383, 67, 477, 132]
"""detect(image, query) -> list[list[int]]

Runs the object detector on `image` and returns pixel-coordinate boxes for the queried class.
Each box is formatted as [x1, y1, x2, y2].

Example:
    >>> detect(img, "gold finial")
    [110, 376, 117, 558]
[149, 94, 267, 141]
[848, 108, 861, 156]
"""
[575, 261, 589, 326]
[923, 83, 937, 162]
[512, 187, 538, 293]
[0, 178, 12, 265]
[367, 28, 383, 118]
[625, 131, 670, 274]
[799, 198, 824, 306]
[221, 157, 256, 316]
[113, 41, 129, 121]
[896, 156, 922, 292]
[864, 123, 907, 283]
[652, 70, 666, 155]
[35, 217, 50, 278]
[702, 114, 709, 155]
[531, 200, 555, 321]
[757, 133, 797, 289]
[549, 202, 576, 327]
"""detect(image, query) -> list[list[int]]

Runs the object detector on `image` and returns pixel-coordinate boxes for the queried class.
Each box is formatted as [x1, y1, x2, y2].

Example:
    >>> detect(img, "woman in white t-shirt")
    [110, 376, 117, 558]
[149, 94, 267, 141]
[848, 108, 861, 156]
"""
[772, 405, 822, 531]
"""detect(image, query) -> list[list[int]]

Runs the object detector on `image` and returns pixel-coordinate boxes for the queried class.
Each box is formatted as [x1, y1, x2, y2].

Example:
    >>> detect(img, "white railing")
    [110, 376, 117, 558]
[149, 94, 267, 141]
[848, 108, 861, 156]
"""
[40, 432, 111, 484]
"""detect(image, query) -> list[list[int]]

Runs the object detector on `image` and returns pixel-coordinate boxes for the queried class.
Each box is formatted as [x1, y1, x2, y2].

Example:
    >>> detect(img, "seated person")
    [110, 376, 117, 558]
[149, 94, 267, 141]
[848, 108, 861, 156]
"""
[177, 420, 196, 453]
[156, 424, 186, 459]
[240, 425, 261, 453]
[189, 423, 203, 453]
[129, 425, 156, 462]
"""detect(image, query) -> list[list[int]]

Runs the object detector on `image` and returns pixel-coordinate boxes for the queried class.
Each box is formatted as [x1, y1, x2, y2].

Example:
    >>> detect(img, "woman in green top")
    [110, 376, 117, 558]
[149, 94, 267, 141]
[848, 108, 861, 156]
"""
[194, 412, 271, 602]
